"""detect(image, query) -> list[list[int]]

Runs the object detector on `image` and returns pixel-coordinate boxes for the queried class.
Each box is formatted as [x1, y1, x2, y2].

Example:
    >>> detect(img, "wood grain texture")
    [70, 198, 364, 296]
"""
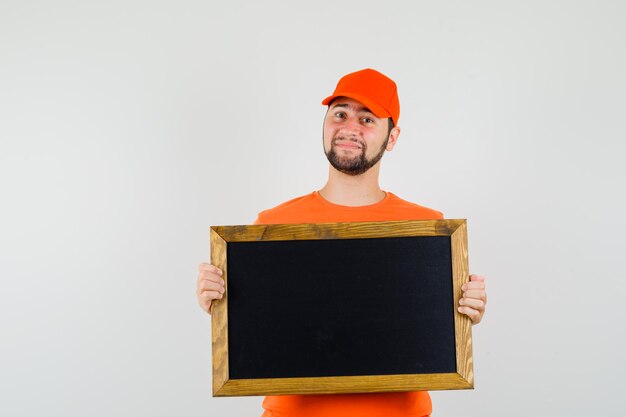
[211, 219, 465, 242]
[215, 372, 473, 396]
[210, 228, 229, 396]
[451, 221, 474, 387]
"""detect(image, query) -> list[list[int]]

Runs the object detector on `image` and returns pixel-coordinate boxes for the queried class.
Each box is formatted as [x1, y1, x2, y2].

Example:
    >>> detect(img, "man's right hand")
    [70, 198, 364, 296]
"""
[196, 262, 225, 314]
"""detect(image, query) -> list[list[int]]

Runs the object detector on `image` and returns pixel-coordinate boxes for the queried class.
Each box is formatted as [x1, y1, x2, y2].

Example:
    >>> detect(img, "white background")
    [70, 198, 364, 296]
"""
[1, 1, 625, 416]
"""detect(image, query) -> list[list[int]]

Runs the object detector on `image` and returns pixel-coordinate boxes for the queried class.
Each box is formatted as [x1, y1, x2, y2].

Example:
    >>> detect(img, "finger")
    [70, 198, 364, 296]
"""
[198, 272, 223, 285]
[459, 297, 485, 311]
[198, 280, 225, 293]
[458, 306, 482, 324]
[463, 289, 487, 301]
[198, 272, 225, 285]
[199, 299, 211, 314]
[197, 272, 225, 288]
[461, 281, 485, 291]
[200, 290, 224, 302]
[469, 274, 485, 282]
[198, 263, 223, 275]
[198, 296, 212, 313]
[198, 291, 223, 314]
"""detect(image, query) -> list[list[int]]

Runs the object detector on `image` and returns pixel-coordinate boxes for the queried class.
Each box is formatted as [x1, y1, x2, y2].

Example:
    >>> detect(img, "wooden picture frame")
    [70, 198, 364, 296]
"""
[210, 219, 473, 396]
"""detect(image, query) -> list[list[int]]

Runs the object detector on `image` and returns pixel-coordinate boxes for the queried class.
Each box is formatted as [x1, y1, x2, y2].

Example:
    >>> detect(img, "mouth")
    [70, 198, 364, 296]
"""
[333, 138, 364, 150]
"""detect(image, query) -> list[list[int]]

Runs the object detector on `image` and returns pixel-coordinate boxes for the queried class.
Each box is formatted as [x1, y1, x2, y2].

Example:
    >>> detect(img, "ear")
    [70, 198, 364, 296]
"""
[386, 126, 401, 151]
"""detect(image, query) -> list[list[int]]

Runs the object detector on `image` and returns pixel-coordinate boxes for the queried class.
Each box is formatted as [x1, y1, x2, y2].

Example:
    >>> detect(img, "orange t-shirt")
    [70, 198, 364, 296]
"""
[255, 191, 443, 417]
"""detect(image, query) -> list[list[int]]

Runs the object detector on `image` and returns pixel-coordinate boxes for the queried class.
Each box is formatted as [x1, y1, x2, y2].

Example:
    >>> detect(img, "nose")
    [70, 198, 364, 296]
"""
[339, 116, 362, 135]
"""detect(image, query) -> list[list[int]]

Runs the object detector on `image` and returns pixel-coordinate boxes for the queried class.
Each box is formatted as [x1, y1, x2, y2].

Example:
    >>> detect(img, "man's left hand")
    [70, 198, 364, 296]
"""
[458, 274, 487, 325]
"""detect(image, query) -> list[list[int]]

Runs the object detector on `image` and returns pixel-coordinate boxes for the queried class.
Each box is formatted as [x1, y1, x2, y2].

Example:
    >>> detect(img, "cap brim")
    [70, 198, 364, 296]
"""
[322, 93, 392, 121]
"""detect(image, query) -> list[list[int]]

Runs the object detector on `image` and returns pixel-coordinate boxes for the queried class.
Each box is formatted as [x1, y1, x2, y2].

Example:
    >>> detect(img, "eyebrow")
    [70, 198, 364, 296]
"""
[331, 103, 375, 115]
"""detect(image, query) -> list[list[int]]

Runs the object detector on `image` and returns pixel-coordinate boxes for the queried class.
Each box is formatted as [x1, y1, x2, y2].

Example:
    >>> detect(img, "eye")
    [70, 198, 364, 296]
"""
[362, 117, 375, 124]
[334, 111, 346, 119]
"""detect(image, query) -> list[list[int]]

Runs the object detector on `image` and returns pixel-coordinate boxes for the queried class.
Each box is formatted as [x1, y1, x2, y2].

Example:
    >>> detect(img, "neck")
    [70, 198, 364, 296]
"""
[318, 164, 385, 207]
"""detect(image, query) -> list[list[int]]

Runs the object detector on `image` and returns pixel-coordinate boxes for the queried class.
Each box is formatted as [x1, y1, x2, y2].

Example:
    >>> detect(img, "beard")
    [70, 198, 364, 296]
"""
[325, 135, 389, 176]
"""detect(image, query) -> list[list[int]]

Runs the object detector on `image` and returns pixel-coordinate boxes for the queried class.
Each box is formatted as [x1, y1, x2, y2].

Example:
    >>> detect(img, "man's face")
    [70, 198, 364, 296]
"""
[323, 97, 395, 176]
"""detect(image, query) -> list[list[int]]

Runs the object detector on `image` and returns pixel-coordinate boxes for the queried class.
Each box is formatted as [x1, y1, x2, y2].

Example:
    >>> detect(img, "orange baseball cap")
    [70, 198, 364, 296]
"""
[322, 68, 400, 126]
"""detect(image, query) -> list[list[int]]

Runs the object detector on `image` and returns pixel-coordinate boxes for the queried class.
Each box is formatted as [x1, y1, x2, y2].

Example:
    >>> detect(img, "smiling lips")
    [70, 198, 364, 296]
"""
[333, 139, 363, 150]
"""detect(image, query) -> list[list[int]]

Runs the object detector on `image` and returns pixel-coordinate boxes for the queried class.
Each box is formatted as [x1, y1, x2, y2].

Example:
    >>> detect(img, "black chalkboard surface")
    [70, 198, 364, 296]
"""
[210, 220, 473, 396]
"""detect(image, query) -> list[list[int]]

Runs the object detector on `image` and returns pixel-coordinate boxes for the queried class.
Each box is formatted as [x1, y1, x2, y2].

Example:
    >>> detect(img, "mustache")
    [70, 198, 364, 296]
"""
[332, 136, 366, 148]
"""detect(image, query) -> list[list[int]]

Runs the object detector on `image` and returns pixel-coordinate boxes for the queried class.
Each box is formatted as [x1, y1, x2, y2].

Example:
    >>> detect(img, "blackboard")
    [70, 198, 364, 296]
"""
[210, 219, 473, 396]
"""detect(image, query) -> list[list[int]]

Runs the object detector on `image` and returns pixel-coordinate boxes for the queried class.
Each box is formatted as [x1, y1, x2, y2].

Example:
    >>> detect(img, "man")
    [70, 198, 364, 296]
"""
[196, 68, 487, 417]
